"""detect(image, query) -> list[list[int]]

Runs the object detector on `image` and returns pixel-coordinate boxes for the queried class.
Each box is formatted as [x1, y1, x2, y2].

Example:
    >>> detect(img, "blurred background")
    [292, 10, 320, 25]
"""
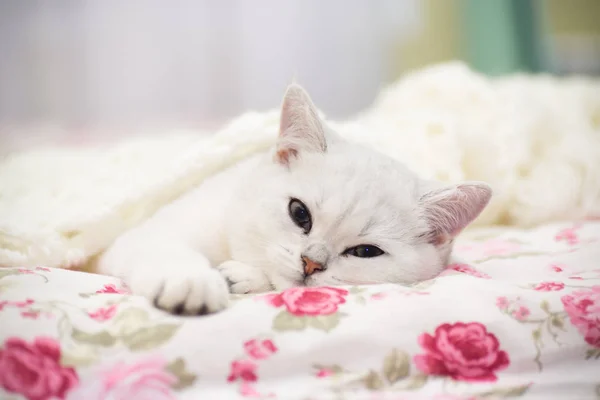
[1, 0, 599, 151]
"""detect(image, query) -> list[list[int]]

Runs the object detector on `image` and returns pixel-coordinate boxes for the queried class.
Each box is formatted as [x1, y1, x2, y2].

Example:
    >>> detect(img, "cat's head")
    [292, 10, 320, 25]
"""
[228, 84, 492, 290]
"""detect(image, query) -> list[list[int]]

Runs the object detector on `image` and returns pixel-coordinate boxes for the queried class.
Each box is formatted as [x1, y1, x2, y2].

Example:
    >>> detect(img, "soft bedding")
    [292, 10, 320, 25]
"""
[1, 62, 599, 270]
[1, 220, 599, 399]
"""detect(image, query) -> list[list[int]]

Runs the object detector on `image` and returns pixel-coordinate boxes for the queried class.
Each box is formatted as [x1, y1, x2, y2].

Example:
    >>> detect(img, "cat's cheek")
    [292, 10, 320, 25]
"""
[268, 275, 299, 290]
[394, 245, 447, 283]
[303, 274, 335, 288]
[263, 241, 306, 284]
[227, 216, 303, 288]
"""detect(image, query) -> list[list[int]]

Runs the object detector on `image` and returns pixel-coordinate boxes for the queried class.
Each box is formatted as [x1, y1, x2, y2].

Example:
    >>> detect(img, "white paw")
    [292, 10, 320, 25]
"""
[128, 260, 230, 315]
[217, 261, 273, 294]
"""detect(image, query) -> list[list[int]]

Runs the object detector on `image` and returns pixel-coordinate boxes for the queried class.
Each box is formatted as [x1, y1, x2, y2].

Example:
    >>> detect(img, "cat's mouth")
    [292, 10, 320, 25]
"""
[301, 275, 316, 287]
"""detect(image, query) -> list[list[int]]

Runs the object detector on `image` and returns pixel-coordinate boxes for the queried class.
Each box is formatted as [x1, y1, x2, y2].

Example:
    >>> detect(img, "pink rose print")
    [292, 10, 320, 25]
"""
[267, 287, 348, 316]
[414, 322, 509, 382]
[447, 263, 491, 279]
[555, 226, 580, 245]
[496, 297, 509, 310]
[243, 339, 278, 360]
[239, 382, 261, 397]
[479, 239, 520, 256]
[14, 299, 35, 307]
[0, 336, 78, 400]
[550, 264, 564, 273]
[71, 356, 176, 400]
[512, 306, 531, 321]
[561, 286, 600, 347]
[96, 283, 129, 295]
[533, 282, 565, 292]
[496, 297, 533, 322]
[238, 382, 275, 398]
[370, 292, 387, 300]
[18, 268, 34, 274]
[316, 368, 334, 378]
[21, 310, 40, 319]
[0, 299, 34, 311]
[227, 360, 258, 382]
[88, 304, 118, 321]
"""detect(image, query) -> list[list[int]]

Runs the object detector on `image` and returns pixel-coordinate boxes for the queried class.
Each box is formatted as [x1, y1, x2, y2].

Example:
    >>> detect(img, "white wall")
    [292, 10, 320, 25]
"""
[0, 0, 419, 132]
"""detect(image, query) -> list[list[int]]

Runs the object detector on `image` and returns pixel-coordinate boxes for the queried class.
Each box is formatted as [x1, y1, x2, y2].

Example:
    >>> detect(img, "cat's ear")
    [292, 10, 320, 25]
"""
[420, 182, 492, 245]
[275, 84, 327, 165]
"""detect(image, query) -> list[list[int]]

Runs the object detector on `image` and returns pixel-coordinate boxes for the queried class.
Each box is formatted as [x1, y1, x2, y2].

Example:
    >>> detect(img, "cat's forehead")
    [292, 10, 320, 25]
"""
[288, 148, 421, 237]
[294, 149, 419, 206]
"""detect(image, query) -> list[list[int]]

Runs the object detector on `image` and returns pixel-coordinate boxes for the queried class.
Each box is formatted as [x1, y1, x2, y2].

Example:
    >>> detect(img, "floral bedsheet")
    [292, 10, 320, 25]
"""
[1, 221, 599, 400]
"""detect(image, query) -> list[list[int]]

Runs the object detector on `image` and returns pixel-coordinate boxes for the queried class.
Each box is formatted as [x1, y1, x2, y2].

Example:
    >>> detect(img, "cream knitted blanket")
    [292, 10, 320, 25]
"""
[1, 62, 599, 269]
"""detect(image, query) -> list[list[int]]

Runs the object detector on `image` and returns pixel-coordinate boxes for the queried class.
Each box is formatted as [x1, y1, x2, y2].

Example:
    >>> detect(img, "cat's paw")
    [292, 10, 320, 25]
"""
[217, 261, 273, 294]
[129, 262, 230, 315]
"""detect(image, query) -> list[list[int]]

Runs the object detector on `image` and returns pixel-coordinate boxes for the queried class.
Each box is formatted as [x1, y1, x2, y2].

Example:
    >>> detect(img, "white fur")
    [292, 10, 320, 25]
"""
[97, 84, 490, 313]
[0, 62, 598, 271]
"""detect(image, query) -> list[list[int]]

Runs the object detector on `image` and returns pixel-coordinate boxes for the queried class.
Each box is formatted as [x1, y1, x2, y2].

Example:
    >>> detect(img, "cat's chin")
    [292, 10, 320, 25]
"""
[301, 275, 353, 288]
[267, 273, 335, 290]
[266, 273, 304, 291]
[278, 274, 383, 289]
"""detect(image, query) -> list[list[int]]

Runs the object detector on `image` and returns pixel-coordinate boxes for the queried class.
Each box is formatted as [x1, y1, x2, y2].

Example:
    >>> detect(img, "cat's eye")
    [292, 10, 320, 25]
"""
[288, 198, 312, 234]
[343, 245, 384, 258]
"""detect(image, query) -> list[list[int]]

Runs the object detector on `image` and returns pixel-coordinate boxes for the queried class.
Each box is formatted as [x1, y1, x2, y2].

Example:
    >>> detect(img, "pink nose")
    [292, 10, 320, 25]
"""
[302, 256, 324, 276]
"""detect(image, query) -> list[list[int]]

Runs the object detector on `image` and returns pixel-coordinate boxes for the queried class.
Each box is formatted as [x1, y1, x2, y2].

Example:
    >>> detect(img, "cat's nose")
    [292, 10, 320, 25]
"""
[301, 255, 325, 276]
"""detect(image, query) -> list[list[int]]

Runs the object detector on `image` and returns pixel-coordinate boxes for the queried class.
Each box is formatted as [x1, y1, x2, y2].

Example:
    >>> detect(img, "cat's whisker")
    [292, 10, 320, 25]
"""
[331, 276, 380, 285]
[277, 245, 293, 256]
[265, 242, 301, 273]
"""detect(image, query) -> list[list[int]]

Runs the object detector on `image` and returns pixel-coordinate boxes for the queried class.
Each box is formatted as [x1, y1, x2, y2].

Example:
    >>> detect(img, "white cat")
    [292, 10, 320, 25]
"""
[97, 84, 492, 315]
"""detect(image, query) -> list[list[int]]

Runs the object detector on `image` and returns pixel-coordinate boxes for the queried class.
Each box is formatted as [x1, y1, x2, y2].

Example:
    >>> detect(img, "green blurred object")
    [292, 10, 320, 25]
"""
[463, 0, 547, 75]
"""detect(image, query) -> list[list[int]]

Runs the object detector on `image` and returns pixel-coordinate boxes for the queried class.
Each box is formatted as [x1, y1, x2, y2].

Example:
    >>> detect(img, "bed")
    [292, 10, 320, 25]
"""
[1, 219, 599, 399]
[1, 63, 599, 399]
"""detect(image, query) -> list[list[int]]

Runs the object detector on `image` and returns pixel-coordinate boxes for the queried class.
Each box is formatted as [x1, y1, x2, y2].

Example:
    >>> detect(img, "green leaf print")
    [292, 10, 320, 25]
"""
[363, 370, 385, 390]
[272, 311, 308, 331]
[111, 307, 150, 336]
[60, 344, 100, 368]
[551, 315, 564, 329]
[122, 323, 180, 351]
[403, 373, 428, 390]
[382, 349, 410, 384]
[349, 286, 366, 294]
[166, 357, 198, 390]
[71, 328, 116, 347]
[0, 280, 16, 293]
[585, 348, 600, 360]
[0, 270, 19, 280]
[306, 314, 341, 332]
[477, 383, 531, 398]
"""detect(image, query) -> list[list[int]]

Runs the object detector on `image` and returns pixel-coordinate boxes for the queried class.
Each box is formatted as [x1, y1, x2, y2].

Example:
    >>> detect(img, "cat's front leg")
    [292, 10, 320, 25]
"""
[217, 260, 273, 294]
[98, 232, 230, 315]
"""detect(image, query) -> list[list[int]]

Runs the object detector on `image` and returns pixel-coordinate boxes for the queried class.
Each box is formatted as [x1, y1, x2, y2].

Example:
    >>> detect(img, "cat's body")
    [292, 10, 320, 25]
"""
[98, 85, 492, 315]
